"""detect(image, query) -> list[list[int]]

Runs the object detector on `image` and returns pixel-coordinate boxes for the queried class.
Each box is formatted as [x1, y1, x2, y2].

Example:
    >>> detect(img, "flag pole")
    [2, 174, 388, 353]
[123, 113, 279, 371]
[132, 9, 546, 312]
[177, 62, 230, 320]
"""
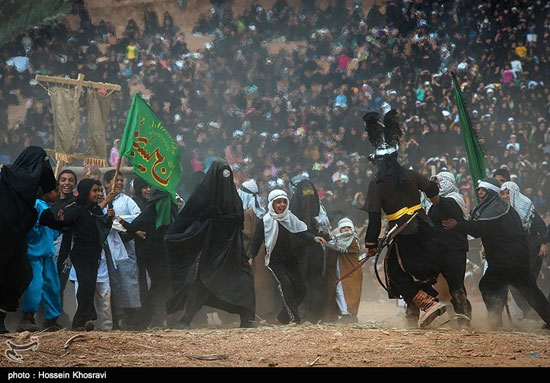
[113, 154, 123, 188]
[451, 71, 486, 202]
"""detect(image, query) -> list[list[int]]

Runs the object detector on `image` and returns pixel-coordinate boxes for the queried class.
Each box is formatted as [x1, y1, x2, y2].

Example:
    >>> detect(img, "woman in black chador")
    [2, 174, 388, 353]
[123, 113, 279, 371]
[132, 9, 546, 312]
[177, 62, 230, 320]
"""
[165, 159, 256, 328]
[0, 146, 57, 333]
[289, 176, 328, 323]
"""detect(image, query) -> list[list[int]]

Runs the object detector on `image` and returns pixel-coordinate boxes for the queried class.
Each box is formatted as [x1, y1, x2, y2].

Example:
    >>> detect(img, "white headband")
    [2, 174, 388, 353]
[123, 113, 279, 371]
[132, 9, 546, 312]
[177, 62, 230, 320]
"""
[477, 180, 501, 193]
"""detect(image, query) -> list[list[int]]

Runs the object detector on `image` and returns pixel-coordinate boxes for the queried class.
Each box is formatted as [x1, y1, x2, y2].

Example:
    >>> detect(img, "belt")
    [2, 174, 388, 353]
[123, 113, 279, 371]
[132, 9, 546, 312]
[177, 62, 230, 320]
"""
[385, 204, 422, 222]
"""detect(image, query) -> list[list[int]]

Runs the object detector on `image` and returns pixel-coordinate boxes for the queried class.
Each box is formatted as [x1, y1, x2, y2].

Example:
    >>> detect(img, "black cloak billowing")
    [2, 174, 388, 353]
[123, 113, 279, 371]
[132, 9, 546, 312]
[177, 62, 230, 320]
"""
[165, 159, 255, 316]
[289, 179, 326, 323]
[0, 146, 57, 243]
[0, 146, 57, 313]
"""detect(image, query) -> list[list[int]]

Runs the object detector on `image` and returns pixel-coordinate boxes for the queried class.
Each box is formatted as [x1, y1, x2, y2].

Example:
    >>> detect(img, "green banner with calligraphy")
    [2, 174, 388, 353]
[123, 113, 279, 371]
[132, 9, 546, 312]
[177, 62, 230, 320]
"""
[120, 92, 182, 202]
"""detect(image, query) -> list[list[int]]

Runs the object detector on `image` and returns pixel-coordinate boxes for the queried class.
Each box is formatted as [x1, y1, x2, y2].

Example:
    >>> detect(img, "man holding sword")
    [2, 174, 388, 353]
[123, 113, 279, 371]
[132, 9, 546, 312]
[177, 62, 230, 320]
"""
[362, 109, 446, 328]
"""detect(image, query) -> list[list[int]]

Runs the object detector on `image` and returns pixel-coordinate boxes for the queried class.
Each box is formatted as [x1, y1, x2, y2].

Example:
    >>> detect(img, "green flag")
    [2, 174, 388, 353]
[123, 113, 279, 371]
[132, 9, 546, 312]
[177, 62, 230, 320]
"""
[120, 92, 181, 227]
[452, 72, 486, 190]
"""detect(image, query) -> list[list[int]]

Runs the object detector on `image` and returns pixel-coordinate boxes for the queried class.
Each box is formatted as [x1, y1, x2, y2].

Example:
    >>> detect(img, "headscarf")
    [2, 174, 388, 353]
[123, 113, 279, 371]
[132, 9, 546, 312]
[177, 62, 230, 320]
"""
[477, 179, 501, 194]
[0, 146, 56, 238]
[263, 189, 307, 266]
[75, 178, 102, 206]
[420, 191, 432, 214]
[168, 159, 243, 235]
[331, 217, 360, 253]
[237, 179, 266, 218]
[435, 171, 468, 218]
[2, 146, 56, 206]
[470, 178, 510, 221]
[501, 181, 535, 231]
[132, 176, 150, 210]
[72, 178, 111, 244]
[289, 172, 310, 195]
[289, 178, 321, 233]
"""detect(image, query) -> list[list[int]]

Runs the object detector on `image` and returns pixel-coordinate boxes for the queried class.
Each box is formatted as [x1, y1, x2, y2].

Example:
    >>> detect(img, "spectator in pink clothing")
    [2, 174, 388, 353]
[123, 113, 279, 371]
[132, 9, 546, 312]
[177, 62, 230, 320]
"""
[109, 139, 121, 167]
[502, 65, 516, 85]
[190, 149, 203, 171]
[338, 52, 352, 72]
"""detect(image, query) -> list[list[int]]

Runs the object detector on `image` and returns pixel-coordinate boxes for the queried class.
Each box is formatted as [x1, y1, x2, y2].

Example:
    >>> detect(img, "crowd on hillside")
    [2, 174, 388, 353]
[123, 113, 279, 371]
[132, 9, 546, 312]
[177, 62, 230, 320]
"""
[1, 0, 550, 224]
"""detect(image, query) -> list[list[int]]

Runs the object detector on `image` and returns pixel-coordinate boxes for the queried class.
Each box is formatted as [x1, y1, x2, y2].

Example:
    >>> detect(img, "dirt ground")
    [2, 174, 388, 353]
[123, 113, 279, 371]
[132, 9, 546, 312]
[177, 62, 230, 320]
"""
[2, 300, 550, 368]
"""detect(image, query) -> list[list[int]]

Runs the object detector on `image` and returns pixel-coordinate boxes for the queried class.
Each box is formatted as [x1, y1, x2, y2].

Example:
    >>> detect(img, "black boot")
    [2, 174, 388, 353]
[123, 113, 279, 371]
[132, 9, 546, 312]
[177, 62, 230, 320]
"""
[239, 310, 257, 328]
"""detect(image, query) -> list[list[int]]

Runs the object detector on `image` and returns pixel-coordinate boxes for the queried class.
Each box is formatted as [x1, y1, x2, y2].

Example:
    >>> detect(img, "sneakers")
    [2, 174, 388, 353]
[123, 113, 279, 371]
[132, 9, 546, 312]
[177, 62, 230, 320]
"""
[17, 313, 40, 332]
[413, 290, 446, 328]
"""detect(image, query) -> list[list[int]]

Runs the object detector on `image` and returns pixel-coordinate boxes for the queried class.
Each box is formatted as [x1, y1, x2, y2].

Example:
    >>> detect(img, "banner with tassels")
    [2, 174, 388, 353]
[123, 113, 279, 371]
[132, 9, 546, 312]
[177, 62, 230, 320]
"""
[50, 86, 80, 163]
[84, 89, 112, 167]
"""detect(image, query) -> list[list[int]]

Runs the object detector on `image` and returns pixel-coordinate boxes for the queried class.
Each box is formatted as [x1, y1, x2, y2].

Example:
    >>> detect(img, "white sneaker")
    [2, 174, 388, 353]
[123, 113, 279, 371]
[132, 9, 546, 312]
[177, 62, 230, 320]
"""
[418, 302, 446, 328]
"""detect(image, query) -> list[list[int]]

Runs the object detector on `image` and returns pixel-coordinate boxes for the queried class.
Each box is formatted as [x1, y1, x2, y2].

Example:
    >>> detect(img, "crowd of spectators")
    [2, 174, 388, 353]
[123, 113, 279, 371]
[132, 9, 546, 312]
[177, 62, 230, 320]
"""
[1, 0, 550, 227]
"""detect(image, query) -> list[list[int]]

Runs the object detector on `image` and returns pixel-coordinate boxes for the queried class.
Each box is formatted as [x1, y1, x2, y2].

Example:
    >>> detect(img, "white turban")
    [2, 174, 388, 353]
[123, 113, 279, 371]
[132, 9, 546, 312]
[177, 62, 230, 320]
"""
[262, 189, 307, 266]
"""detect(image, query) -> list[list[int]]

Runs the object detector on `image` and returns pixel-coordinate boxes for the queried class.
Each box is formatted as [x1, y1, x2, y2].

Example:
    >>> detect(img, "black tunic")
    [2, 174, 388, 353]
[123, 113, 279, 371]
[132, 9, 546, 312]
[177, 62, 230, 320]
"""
[428, 197, 469, 252]
[455, 208, 529, 268]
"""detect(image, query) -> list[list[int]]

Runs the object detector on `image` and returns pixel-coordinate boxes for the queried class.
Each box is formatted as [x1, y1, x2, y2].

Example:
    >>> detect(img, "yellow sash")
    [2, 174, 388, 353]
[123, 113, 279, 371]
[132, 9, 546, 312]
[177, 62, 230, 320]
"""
[385, 204, 422, 222]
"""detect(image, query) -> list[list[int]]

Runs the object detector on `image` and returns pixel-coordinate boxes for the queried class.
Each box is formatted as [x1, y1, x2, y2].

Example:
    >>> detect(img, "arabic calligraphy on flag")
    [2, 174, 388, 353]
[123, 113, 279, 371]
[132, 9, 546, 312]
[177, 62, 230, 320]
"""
[119, 93, 181, 198]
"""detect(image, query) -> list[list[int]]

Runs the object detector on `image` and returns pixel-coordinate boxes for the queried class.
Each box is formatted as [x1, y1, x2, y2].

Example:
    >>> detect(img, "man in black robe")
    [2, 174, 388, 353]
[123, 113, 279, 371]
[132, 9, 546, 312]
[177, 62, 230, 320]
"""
[165, 159, 256, 328]
[363, 110, 446, 328]
[0, 147, 57, 333]
[424, 172, 472, 328]
[443, 178, 550, 329]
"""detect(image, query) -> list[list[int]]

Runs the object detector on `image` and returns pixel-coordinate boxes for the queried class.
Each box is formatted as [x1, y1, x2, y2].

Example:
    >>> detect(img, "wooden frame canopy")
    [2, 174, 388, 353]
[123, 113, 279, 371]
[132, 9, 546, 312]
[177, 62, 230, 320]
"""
[36, 73, 122, 176]
[35, 73, 121, 92]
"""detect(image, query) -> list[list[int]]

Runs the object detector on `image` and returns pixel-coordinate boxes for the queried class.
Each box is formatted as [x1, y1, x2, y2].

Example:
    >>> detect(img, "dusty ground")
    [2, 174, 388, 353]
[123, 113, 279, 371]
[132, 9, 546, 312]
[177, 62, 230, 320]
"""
[2, 300, 550, 368]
